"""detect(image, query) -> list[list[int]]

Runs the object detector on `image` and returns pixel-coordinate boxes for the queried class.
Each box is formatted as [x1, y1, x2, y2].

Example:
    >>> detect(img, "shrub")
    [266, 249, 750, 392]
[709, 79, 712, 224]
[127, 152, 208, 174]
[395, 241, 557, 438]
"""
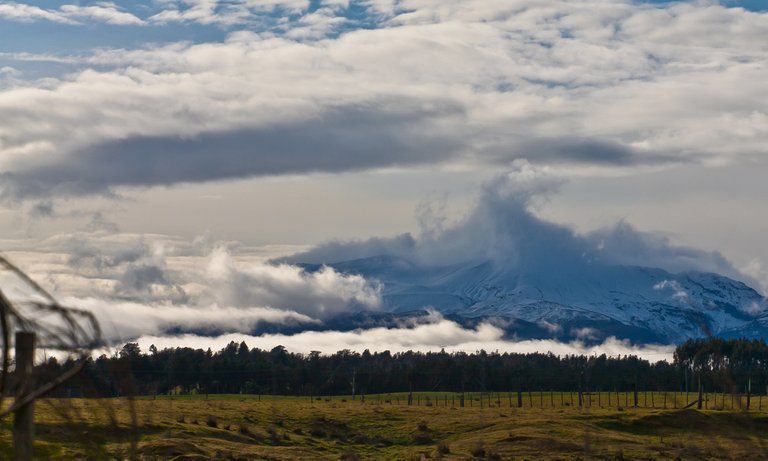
[239, 423, 258, 439]
[339, 451, 361, 461]
[470, 442, 486, 458]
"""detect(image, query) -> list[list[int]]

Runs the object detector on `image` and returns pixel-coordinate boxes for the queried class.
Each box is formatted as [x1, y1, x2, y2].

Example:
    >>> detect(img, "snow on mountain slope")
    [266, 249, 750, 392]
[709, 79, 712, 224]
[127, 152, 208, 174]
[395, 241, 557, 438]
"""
[319, 256, 768, 343]
[287, 166, 768, 344]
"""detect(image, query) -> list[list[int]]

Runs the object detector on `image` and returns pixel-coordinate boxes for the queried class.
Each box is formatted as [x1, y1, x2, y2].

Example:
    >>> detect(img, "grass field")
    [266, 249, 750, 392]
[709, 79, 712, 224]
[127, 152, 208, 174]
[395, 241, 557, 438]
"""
[3, 392, 768, 460]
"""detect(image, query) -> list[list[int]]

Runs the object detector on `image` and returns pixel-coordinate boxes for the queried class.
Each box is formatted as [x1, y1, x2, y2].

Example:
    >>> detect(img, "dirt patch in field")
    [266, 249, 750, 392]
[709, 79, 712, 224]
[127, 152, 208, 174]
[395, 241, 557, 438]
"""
[597, 409, 768, 437]
[138, 437, 211, 459]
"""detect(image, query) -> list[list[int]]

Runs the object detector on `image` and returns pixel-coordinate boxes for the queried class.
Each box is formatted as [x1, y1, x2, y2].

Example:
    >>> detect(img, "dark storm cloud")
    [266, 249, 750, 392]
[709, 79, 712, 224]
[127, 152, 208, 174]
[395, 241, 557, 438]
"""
[0, 102, 466, 199]
[498, 137, 684, 167]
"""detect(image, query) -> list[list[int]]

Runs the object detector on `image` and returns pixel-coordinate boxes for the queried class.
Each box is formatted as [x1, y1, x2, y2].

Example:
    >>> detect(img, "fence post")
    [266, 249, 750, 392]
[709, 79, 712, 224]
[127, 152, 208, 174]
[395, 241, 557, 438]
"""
[633, 383, 638, 408]
[697, 374, 703, 410]
[14, 331, 35, 461]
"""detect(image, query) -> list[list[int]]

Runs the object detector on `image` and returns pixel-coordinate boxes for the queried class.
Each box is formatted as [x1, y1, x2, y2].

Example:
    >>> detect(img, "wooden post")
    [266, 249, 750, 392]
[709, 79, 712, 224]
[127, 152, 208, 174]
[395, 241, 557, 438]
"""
[14, 331, 35, 461]
[634, 384, 638, 408]
[697, 374, 703, 410]
[517, 390, 522, 408]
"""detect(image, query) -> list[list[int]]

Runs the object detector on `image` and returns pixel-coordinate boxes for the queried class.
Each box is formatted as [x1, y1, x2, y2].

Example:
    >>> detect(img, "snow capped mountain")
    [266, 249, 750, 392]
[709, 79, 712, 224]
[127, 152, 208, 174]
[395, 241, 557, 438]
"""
[287, 167, 768, 345]
[316, 255, 768, 344]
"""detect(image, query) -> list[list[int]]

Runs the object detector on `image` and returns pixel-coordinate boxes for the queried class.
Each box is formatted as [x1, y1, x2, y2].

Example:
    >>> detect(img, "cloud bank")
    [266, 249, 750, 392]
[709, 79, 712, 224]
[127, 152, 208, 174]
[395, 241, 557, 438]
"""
[287, 162, 754, 288]
[1, 0, 766, 199]
[130, 316, 675, 362]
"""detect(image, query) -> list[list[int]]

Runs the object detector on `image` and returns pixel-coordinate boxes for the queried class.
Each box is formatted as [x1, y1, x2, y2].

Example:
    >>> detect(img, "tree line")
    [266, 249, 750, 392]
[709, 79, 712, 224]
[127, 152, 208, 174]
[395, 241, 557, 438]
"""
[33, 337, 768, 397]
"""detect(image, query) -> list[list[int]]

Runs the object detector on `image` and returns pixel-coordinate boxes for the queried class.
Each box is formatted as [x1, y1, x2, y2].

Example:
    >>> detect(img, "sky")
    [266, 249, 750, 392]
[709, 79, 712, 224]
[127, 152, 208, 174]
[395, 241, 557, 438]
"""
[0, 0, 766, 358]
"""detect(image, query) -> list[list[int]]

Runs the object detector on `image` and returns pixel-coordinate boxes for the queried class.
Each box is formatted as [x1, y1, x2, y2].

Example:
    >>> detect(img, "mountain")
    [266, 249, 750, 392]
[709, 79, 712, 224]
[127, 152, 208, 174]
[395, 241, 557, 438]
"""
[307, 255, 768, 344]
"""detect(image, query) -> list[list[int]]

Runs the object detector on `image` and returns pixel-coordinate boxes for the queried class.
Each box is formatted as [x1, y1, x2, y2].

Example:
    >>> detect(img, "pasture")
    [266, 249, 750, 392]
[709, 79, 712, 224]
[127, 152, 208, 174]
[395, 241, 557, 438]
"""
[3, 392, 768, 460]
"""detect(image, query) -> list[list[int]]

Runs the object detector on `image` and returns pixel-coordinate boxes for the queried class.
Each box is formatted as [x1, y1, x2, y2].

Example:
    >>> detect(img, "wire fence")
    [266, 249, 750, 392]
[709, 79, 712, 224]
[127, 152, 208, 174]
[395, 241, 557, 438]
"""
[0, 255, 103, 459]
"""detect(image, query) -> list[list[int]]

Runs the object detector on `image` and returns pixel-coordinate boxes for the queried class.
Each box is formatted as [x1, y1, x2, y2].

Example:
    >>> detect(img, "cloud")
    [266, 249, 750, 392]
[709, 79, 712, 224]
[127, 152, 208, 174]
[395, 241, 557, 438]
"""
[586, 220, 738, 277]
[128, 315, 675, 361]
[149, 0, 311, 27]
[0, 100, 464, 199]
[206, 247, 381, 318]
[0, 3, 77, 24]
[60, 4, 146, 26]
[65, 297, 318, 344]
[287, 161, 756, 288]
[0, 1, 766, 199]
[2, 234, 381, 344]
[0, 2, 144, 25]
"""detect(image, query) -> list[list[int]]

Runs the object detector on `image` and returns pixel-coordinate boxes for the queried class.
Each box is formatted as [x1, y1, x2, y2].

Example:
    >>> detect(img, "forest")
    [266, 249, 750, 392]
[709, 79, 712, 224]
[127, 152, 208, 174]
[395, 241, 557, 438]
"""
[33, 337, 768, 398]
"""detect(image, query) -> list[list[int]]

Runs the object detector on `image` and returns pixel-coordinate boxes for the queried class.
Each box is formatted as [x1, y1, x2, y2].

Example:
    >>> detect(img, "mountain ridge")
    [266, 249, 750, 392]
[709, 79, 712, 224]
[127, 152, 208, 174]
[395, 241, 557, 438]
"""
[309, 255, 768, 344]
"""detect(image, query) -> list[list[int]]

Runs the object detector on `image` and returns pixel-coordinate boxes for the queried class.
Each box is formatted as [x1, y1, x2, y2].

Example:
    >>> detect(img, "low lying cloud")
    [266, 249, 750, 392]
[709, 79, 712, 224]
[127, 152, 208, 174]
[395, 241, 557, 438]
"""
[206, 247, 381, 317]
[64, 297, 318, 345]
[129, 315, 674, 361]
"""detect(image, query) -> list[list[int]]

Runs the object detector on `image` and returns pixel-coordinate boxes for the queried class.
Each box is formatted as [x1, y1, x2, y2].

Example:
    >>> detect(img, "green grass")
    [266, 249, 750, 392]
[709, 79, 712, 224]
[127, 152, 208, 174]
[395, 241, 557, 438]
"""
[3, 392, 768, 459]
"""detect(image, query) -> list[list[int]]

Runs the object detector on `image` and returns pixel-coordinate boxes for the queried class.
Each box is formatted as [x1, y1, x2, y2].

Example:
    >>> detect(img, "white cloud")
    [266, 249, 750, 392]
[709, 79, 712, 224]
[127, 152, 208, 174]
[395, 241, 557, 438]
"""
[654, 279, 690, 302]
[64, 297, 318, 345]
[0, 1, 766, 199]
[60, 3, 146, 26]
[0, 2, 76, 24]
[149, 0, 310, 26]
[0, 2, 144, 25]
[289, 162, 749, 285]
[206, 247, 381, 317]
[130, 316, 675, 361]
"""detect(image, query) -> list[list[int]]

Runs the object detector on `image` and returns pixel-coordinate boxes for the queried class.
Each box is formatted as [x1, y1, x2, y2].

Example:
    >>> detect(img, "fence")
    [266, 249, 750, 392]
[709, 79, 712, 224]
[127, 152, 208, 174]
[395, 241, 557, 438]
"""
[0, 255, 101, 460]
[304, 389, 762, 411]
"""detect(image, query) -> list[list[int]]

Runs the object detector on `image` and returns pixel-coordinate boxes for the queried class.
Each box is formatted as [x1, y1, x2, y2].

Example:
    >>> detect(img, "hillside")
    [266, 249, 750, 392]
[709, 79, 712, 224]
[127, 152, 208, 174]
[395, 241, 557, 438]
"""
[317, 256, 768, 344]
